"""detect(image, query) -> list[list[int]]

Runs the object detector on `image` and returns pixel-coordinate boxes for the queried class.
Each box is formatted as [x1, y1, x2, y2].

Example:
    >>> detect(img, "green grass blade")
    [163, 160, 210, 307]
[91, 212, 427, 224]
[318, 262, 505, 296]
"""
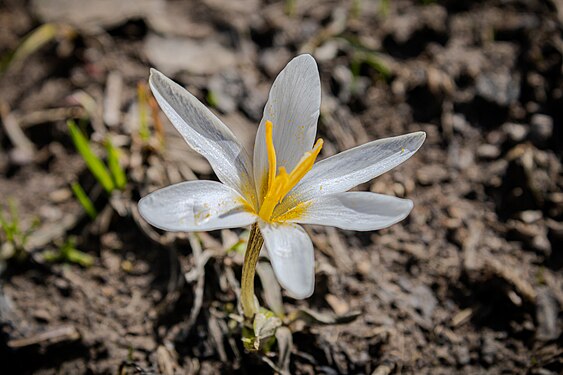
[67, 120, 115, 192]
[71, 182, 98, 219]
[44, 237, 94, 267]
[63, 246, 94, 267]
[137, 83, 150, 142]
[105, 139, 127, 190]
[364, 54, 391, 80]
[8, 199, 19, 234]
[0, 23, 58, 74]
[0, 200, 19, 242]
[0, 208, 12, 242]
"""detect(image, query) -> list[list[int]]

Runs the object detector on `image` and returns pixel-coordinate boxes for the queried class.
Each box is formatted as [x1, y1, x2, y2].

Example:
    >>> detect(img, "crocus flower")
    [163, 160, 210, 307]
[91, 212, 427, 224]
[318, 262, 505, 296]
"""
[139, 54, 425, 302]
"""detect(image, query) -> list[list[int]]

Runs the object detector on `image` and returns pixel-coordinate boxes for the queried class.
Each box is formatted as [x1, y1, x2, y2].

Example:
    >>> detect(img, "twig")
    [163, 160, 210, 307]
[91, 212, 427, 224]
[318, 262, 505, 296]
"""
[17, 107, 86, 128]
[0, 102, 35, 162]
[8, 325, 80, 348]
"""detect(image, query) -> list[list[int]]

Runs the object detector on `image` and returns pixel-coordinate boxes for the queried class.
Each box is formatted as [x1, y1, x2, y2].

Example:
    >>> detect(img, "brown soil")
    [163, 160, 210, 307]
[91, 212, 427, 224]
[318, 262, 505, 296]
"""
[0, 0, 561, 374]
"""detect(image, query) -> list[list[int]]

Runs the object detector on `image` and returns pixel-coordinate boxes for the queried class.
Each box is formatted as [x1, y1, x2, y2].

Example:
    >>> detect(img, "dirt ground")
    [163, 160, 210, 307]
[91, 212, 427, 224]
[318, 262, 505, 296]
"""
[0, 0, 561, 374]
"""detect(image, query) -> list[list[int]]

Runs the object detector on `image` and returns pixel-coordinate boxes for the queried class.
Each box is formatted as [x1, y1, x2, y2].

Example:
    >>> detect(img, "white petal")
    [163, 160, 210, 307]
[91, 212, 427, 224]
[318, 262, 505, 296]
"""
[253, 54, 321, 199]
[284, 132, 426, 204]
[138, 181, 256, 232]
[149, 69, 255, 205]
[288, 192, 413, 231]
[259, 221, 315, 299]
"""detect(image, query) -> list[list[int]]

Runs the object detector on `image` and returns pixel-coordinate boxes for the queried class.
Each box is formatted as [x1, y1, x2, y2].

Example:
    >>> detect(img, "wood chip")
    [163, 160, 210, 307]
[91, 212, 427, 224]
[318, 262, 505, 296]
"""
[451, 308, 473, 327]
[325, 294, 350, 316]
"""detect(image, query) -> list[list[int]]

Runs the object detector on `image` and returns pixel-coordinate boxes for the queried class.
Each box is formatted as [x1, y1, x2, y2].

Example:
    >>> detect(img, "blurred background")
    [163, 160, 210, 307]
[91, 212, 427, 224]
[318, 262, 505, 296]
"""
[0, 0, 561, 373]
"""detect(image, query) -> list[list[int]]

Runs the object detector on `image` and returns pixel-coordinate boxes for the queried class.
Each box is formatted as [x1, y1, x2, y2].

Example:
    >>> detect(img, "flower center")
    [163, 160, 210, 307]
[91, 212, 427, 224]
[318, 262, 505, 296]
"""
[258, 120, 323, 222]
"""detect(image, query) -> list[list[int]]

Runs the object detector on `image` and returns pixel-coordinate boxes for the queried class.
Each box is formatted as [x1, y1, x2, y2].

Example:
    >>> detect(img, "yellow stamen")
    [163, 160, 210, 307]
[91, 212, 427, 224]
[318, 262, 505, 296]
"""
[258, 122, 323, 222]
[265, 120, 277, 192]
[286, 138, 323, 195]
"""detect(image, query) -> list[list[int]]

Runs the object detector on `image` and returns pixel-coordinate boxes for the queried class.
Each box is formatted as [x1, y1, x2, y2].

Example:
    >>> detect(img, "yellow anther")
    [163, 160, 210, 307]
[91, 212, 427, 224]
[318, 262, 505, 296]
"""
[285, 138, 323, 195]
[258, 122, 323, 222]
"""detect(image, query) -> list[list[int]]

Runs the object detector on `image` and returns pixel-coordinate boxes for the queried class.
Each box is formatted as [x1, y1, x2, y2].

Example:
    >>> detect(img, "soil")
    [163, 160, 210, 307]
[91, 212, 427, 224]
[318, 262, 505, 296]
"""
[0, 0, 561, 374]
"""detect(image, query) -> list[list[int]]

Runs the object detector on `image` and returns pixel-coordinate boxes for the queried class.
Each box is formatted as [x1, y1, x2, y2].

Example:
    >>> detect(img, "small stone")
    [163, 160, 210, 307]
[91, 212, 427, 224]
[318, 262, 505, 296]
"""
[314, 40, 340, 62]
[452, 114, 472, 135]
[31, 0, 159, 33]
[33, 309, 51, 323]
[529, 114, 553, 146]
[518, 210, 542, 224]
[325, 294, 349, 316]
[436, 345, 454, 365]
[258, 48, 291, 78]
[502, 122, 528, 143]
[125, 335, 157, 352]
[416, 165, 448, 185]
[410, 285, 437, 323]
[480, 336, 497, 366]
[54, 278, 71, 296]
[9, 148, 34, 165]
[536, 287, 560, 341]
[477, 144, 501, 160]
[49, 188, 72, 203]
[476, 70, 520, 107]
[454, 345, 471, 366]
[531, 234, 551, 256]
[39, 205, 63, 221]
[508, 220, 551, 255]
[144, 33, 237, 76]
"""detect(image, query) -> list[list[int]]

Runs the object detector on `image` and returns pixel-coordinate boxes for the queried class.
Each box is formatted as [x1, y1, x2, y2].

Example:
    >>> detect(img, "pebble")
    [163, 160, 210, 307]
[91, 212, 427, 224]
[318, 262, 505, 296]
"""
[258, 48, 291, 78]
[314, 40, 340, 62]
[508, 220, 551, 255]
[480, 336, 497, 366]
[518, 210, 542, 224]
[476, 70, 520, 107]
[416, 165, 449, 185]
[451, 114, 472, 135]
[49, 188, 72, 203]
[39, 205, 63, 221]
[33, 308, 51, 322]
[54, 278, 71, 296]
[535, 287, 559, 341]
[502, 122, 528, 143]
[477, 144, 501, 160]
[454, 345, 471, 366]
[31, 0, 158, 33]
[144, 33, 237, 76]
[529, 114, 553, 146]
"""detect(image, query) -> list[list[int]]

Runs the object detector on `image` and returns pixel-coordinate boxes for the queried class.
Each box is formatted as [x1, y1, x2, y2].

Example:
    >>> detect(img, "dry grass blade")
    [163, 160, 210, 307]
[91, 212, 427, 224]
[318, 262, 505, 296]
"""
[182, 234, 217, 335]
[0, 103, 36, 163]
[8, 325, 80, 348]
[275, 326, 293, 375]
[1, 23, 74, 74]
[256, 260, 284, 316]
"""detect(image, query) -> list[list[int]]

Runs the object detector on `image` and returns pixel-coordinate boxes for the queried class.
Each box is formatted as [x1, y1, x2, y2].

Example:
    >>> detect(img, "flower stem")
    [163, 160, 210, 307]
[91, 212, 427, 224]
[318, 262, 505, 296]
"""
[241, 222, 264, 319]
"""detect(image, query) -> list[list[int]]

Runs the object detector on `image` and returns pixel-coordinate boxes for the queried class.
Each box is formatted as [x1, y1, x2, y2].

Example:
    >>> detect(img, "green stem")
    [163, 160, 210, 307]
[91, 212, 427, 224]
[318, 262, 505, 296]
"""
[241, 222, 264, 318]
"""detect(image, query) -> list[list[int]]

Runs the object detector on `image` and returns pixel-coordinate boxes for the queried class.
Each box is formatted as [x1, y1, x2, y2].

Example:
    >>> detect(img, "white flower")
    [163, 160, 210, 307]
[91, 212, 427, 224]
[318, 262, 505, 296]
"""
[139, 54, 425, 299]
